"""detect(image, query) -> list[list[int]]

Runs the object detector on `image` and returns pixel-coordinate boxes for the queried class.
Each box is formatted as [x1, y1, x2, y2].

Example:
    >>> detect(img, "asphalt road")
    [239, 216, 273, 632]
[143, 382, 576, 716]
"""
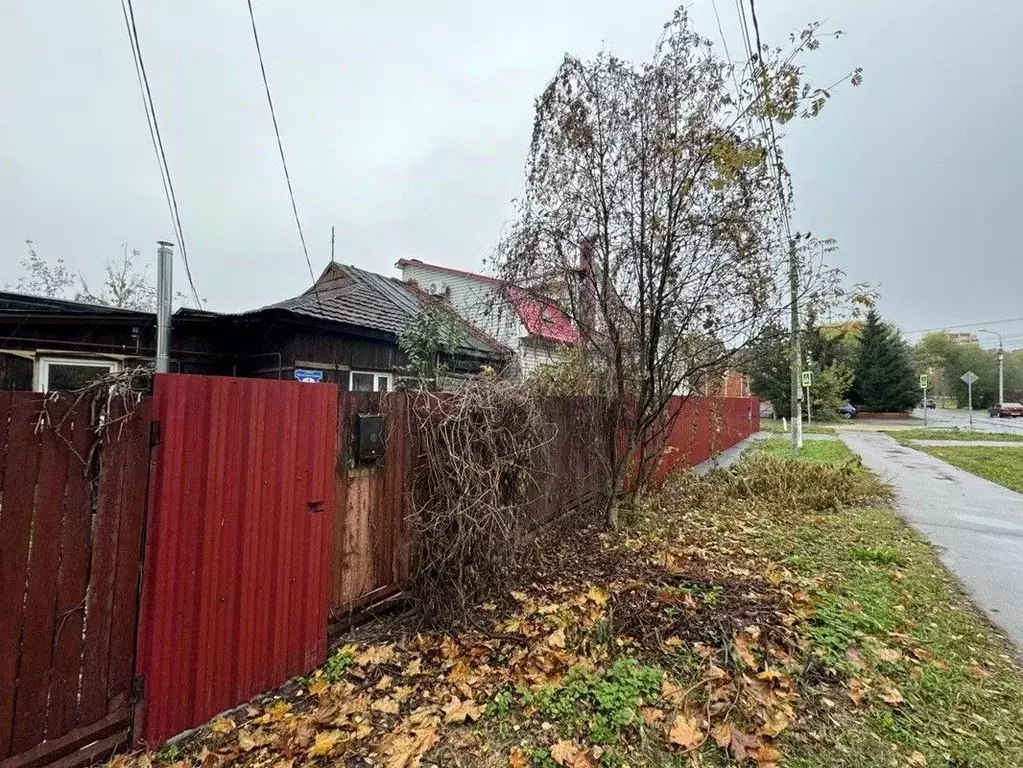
[841, 431, 1023, 649]
[911, 407, 1023, 434]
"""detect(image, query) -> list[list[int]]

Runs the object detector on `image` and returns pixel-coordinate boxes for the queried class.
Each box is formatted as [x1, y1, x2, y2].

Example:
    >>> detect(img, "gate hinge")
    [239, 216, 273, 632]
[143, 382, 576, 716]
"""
[132, 674, 145, 704]
[150, 421, 161, 447]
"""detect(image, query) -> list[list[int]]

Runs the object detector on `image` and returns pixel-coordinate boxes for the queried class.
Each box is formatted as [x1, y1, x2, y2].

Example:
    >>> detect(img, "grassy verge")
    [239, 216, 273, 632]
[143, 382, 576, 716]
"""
[886, 428, 1023, 444]
[760, 420, 837, 436]
[111, 448, 1023, 768]
[917, 445, 1023, 494]
[754, 436, 858, 466]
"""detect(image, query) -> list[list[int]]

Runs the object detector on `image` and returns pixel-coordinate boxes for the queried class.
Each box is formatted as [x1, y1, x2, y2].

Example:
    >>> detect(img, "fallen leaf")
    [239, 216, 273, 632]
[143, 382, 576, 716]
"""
[882, 687, 905, 706]
[639, 706, 665, 725]
[667, 714, 703, 750]
[372, 696, 400, 714]
[586, 585, 609, 605]
[736, 634, 761, 670]
[550, 739, 591, 767]
[547, 628, 567, 648]
[510, 590, 529, 602]
[907, 751, 928, 766]
[661, 678, 685, 704]
[755, 744, 782, 764]
[265, 700, 292, 720]
[307, 677, 329, 697]
[760, 708, 790, 738]
[357, 644, 394, 665]
[845, 646, 866, 670]
[210, 717, 235, 735]
[442, 696, 484, 724]
[875, 647, 903, 663]
[664, 636, 684, 650]
[237, 730, 260, 752]
[307, 730, 341, 757]
[509, 747, 529, 768]
[405, 657, 423, 676]
[713, 723, 731, 748]
[728, 727, 759, 761]
[383, 727, 439, 768]
[847, 677, 868, 707]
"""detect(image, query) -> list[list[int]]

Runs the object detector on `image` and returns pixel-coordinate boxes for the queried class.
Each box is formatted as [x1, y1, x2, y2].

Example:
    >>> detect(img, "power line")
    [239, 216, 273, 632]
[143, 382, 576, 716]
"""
[904, 316, 1023, 336]
[245, 0, 321, 302]
[121, 0, 203, 308]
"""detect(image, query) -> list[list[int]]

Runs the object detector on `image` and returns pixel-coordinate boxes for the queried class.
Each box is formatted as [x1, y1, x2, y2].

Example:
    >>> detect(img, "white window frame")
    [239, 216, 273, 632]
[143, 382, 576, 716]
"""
[36, 356, 120, 393]
[348, 371, 392, 393]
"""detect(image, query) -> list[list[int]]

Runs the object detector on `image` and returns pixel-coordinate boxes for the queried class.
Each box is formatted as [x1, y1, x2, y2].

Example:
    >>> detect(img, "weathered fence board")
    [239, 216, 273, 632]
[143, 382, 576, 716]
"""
[135, 375, 337, 747]
[0, 393, 150, 768]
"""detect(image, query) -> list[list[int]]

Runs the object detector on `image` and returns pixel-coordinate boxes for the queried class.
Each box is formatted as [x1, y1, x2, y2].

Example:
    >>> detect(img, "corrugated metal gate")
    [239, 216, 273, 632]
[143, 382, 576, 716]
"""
[134, 375, 337, 746]
[0, 392, 151, 768]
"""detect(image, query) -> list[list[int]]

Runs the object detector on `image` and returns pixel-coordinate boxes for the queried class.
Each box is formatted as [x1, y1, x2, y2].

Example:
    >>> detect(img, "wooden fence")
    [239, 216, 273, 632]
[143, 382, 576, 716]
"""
[0, 392, 151, 768]
[0, 377, 757, 766]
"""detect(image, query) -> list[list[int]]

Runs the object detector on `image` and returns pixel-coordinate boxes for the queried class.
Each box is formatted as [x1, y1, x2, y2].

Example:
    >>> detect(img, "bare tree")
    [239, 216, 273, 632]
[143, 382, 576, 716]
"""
[496, 6, 856, 524]
[9, 240, 189, 311]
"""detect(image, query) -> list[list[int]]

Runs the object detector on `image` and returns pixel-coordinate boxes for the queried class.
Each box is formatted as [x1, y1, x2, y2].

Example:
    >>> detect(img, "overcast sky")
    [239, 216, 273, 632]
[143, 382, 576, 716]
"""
[2, 2, 1021, 348]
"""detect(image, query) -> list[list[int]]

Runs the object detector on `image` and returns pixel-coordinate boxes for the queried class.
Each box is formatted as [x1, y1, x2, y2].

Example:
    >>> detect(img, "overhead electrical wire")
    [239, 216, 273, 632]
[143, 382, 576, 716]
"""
[121, 0, 203, 308]
[245, 0, 323, 309]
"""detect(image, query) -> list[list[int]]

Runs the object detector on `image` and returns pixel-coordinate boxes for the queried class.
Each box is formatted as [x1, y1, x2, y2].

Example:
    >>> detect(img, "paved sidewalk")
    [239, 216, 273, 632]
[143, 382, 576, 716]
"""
[840, 431, 1023, 649]
[908, 440, 1023, 448]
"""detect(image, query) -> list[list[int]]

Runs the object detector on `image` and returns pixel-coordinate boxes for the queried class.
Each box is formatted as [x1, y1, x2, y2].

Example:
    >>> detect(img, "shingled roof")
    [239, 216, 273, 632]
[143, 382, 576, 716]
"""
[255, 263, 508, 360]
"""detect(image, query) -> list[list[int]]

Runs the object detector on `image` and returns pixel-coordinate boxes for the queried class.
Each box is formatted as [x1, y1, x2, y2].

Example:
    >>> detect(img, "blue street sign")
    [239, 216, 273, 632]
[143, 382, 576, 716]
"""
[294, 368, 323, 383]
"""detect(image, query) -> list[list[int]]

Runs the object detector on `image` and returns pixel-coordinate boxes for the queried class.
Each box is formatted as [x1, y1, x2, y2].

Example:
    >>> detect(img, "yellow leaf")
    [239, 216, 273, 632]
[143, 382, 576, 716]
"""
[237, 730, 261, 752]
[447, 660, 470, 683]
[357, 643, 394, 665]
[907, 751, 928, 766]
[667, 714, 703, 750]
[664, 636, 684, 650]
[549, 740, 593, 767]
[442, 696, 484, 724]
[308, 730, 341, 757]
[307, 677, 329, 697]
[586, 586, 609, 606]
[755, 744, 782, 764]
[510, 590, 529, 602]
[265, 700, 291, 721]
[547, 628, 567, 648]
[210, 717, 235, 735]
[372, 696, 400, 714]
[875, 647, 903, 663]
[405, 657, 423, 676]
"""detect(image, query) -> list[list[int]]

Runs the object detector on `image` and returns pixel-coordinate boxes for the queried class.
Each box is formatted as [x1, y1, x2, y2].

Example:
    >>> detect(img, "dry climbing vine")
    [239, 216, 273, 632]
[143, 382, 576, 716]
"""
[407, 374, 553, 627]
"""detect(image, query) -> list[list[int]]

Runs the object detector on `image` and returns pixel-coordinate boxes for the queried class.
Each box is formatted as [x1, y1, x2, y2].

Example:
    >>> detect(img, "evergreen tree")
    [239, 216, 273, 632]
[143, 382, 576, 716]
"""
[851, 310, 918, 412]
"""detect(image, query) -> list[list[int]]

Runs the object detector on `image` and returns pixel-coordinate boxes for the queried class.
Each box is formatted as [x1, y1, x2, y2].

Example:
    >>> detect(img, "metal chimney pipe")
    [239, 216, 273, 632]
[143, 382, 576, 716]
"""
[155, 241, 174, 373]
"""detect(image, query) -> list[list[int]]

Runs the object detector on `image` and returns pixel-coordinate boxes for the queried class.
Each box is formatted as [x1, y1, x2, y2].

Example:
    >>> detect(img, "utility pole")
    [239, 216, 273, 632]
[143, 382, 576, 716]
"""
[155, 241, 174, 374]
[979, 328, 1004, 405]
[789, 237, 803, 451]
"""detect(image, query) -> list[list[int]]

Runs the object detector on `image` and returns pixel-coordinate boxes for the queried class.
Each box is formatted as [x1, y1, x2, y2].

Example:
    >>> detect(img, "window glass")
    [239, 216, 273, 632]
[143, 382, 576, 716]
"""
[377, 376, 389, 392]
[351, 372, 374, 392]
[44, 362, 115, 391]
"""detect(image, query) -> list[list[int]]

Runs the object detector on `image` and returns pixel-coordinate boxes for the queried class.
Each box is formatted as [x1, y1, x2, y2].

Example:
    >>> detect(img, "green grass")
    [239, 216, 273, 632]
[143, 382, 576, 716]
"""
[760, 420, 837, 436]
[918, 445, 1023, 494]
[886, 428, 1023, 444]
[733, 447, 1023, 765]
[753, 436, 857, 466]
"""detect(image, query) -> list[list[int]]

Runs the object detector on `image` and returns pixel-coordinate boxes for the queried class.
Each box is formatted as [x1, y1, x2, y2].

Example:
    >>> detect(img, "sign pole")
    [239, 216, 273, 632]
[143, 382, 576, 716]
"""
[806, 385, 812, 426]
[923, 382, 928, 427]
[968, 381, 973, 427]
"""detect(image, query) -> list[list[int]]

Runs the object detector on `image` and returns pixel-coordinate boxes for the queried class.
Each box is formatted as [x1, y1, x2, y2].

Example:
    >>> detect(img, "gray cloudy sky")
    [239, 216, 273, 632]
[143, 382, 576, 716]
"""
[2, 2, 1022, 347]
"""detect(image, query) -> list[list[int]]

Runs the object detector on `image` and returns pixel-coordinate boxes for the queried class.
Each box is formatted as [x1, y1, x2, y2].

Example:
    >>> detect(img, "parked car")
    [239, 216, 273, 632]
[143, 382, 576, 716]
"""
[920, 398, 936, 409]
[989, 402, 1023, 418]
[839, 402, 858, 419]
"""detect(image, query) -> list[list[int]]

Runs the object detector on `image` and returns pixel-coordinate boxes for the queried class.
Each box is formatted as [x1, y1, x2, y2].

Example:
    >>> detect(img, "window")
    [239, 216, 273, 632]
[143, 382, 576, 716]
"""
[37, 357, 119, 392]
[349, 371, 391, 392]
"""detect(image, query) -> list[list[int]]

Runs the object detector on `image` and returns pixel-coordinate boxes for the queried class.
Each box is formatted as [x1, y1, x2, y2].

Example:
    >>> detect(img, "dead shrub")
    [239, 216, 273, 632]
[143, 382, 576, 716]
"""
[666, 454, 893, 515]
[407, 375, 552, 627]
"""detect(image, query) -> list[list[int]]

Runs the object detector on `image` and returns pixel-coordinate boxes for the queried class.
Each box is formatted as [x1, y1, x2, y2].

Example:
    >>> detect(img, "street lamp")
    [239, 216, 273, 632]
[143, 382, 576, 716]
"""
[978, 328, 1004, 406]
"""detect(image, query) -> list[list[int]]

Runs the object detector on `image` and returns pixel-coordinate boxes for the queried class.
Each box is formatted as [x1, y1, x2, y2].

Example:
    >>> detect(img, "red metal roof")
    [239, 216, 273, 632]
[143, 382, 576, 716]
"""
[504, 286, 579, 344]
[397, 258, 579, 345]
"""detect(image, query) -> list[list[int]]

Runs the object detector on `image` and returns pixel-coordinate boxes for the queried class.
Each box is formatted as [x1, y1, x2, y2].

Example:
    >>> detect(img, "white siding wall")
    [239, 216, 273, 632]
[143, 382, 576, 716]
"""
[519, 338, 560, 379]
[400, 263, 521, 350]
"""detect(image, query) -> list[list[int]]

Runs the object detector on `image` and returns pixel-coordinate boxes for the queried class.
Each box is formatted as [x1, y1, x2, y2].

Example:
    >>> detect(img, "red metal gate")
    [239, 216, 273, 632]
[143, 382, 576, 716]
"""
[0, 391, 151, 768]
[134, 375, 337, 746]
